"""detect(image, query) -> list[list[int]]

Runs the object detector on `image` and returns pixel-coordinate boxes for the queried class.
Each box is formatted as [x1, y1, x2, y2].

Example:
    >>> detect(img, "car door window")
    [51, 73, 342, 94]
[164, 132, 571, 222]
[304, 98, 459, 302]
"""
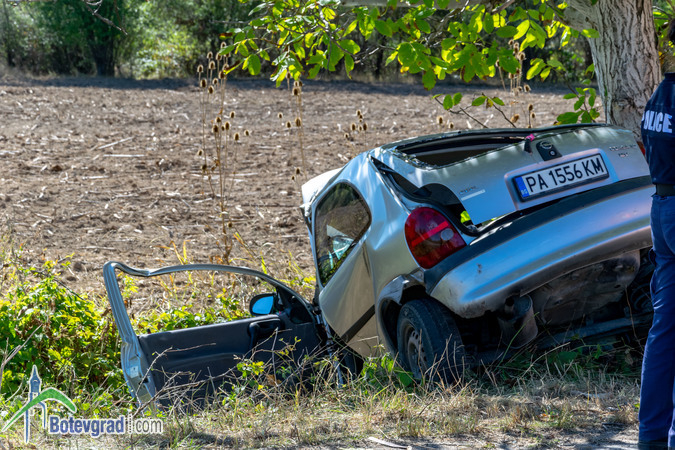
[314, 183, 371, 285]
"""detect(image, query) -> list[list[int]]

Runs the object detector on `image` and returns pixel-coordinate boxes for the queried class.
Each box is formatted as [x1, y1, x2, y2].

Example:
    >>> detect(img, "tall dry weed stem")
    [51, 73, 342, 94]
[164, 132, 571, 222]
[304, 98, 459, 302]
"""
[197, 49, 250, 263]
[291, 80, 307, 180]
[342, 109, 370, 155]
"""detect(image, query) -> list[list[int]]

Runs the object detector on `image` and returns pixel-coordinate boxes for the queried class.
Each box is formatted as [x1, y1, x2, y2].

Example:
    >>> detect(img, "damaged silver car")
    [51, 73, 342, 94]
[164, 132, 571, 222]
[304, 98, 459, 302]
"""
[106, 123, 654, 403]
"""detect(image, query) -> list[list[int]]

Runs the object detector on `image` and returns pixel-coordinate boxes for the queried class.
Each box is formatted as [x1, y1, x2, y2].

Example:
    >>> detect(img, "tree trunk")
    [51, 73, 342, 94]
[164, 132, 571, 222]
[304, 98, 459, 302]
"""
[564, 0, 661, 137]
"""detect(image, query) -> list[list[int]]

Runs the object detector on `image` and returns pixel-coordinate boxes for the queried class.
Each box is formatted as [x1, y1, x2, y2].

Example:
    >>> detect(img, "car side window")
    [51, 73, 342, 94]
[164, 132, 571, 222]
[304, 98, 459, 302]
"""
[314, 183, 371, 286]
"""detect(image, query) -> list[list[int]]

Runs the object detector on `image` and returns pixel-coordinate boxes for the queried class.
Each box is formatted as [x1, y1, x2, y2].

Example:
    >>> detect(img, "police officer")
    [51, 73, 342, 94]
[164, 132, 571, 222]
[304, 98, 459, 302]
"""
[639, 18, 675, 450]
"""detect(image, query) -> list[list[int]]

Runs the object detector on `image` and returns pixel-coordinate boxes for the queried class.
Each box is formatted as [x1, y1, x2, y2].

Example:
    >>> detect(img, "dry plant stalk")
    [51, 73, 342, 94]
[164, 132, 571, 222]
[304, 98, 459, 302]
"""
[343, 109, 370, 155]
[292, 80, 307, 181]
[197, 46, 246, 264]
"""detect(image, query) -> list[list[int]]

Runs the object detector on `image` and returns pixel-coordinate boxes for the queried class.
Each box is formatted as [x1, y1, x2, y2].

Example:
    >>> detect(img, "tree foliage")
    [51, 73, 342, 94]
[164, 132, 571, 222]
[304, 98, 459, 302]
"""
[0, 0, 256, 78]
[220, 0, 666, 125]
[1, 0, 125, 75]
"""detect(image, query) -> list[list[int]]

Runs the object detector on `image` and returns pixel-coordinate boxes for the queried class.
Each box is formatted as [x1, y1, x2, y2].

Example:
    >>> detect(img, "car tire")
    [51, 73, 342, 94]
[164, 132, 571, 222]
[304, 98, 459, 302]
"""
[397, 299, 465, 383]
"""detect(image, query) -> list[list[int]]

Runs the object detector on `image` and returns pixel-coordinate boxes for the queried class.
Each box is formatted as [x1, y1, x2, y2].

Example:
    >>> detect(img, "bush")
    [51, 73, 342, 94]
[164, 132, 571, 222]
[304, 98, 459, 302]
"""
[0, 260, 123, 401]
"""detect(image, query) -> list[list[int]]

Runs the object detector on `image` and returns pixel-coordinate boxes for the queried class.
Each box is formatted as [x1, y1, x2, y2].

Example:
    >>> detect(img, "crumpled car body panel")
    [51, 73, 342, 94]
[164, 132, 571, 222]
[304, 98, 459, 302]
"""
[303, 123, 653, 358]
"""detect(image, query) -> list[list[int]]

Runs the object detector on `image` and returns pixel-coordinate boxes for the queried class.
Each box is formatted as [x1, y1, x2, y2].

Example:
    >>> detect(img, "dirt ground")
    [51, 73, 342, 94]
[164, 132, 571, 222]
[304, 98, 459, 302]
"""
[1, 73, 643, 448]
[0, 74, 581, 292]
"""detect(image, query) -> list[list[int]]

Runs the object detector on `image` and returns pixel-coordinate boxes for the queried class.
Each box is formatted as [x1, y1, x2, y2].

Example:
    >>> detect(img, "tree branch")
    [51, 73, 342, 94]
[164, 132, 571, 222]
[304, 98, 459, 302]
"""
[433, 95, 488, 128]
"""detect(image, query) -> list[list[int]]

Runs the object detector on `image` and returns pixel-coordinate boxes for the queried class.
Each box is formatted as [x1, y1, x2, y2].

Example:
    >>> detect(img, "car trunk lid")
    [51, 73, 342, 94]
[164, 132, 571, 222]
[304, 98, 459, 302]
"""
[374, 125, 649, 227]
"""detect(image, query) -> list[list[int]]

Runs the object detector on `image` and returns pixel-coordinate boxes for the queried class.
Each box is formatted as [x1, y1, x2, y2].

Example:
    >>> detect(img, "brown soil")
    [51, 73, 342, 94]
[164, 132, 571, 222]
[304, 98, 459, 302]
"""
[0, 75, 581, 294]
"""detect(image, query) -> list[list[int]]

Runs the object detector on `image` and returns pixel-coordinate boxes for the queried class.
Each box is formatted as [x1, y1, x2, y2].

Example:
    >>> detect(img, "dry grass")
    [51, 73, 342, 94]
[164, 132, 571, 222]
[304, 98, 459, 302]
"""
[32, 350, 634, 449]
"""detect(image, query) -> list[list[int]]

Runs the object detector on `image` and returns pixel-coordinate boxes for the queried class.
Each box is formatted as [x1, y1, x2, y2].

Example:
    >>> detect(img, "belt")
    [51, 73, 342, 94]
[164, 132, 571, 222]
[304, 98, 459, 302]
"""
[656, 184, 675, 196]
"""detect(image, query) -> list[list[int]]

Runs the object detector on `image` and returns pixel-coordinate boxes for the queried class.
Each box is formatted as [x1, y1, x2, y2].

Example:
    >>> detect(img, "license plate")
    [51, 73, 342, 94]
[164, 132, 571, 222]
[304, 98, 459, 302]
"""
[514, 155, 608, 201]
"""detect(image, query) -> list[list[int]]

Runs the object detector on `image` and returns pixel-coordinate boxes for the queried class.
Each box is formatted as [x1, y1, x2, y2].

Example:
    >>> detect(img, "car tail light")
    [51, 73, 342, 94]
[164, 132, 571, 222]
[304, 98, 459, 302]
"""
[637, 141, 646, 157]
[405, 207, 466, 269]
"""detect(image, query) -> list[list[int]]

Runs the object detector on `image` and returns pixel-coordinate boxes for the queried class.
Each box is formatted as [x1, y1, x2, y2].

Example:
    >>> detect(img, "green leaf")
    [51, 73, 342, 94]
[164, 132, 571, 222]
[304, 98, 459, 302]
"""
[472, 95, 487, 106]
[509, 7, 527, 21]
[308, 64, 321, 79]
[547, 58, 563, 69]
[219, 44, 236, 56]
[237, 41, 250, 57]
[514, 20, 530, 40]
[441, 38, 456, 51]
[344, 54, 355, 75]
[563, 93, 577, 99]
[397, 42, 416, 67]
[581, 28, 600, 38]
[272, 68, 288, 87]
[498, 53, 520, 74]
[581, 111, 593, 123]
[328, 42, 344, 70]
[442, 94, 454, 109]
[529, 21, 547, 47]
[556, 111, 582, 124]
[246, 54, 261, 75]
[453, 92, 463, 105]
[526, 58, 545, 80]
[527, 9, 540, 20]
[557, 350, 578, 364]
[463, 65, 475, 82]
[308, 53, 326, 65]
[345, 19, 358, 35]
[492, 96, 505, 106]
[415, 18, 431, 34]
[339, 39, 360, 54]
[495, 25, 518, 38]
[483, 14, 495, 33]
[540, 67, 551, 80]
[375, 19, 393, 37]
[574, 97, 585, 110]
[322, 7, 336, 20]
[588, 88, 597, 107]
[422, 70, 436, 90]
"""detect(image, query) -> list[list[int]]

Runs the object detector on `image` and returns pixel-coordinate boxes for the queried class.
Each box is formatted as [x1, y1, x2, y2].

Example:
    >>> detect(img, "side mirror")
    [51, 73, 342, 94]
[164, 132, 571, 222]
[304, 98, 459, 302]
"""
[250, 293, 276, 316]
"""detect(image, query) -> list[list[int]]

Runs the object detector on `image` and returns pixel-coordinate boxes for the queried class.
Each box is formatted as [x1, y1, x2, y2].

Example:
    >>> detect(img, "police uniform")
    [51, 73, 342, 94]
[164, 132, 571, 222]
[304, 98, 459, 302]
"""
[639, 72, 675, 448]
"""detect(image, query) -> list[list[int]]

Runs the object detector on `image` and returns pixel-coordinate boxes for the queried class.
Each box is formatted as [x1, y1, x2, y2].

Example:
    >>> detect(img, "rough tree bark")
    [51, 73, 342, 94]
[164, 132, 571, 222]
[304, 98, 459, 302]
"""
[564, 0, 661, 137]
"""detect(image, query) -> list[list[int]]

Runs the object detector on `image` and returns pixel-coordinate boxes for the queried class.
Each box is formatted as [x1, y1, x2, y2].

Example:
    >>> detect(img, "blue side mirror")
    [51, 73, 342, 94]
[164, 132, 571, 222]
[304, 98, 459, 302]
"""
[250, 293, 275, 316]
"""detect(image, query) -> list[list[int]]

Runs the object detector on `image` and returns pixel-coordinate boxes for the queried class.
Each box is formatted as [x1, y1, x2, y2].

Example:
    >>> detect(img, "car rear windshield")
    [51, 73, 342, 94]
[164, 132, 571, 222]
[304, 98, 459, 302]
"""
[398, 134, 525, 166]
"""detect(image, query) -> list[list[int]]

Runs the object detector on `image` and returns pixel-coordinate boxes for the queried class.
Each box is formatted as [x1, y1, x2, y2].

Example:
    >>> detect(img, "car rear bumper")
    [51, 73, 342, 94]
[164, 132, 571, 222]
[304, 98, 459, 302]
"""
[427, 177, 653, 318]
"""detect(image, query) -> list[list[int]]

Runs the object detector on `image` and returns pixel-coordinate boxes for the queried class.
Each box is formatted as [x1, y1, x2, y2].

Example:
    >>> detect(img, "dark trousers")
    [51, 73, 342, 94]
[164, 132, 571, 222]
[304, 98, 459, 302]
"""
[639, 195, 675, 446]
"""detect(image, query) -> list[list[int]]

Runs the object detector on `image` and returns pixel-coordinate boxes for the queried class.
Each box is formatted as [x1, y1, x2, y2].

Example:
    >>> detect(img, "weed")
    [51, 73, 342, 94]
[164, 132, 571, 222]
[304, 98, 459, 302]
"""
[342, 108, 370, 155]
[0, 229, 641, 448]
[0, 259, 122, 398]
[291, 80, 307, 181]
[197, 49, 252, 264]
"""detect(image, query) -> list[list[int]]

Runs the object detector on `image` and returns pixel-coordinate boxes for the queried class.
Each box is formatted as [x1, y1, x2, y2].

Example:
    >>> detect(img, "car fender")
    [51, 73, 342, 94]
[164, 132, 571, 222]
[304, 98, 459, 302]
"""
[374, 273, 425, 355]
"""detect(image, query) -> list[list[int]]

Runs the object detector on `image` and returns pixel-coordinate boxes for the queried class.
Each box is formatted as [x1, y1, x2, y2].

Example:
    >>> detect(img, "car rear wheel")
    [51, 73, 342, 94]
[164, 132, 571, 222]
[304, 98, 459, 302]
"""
[396, 299, 465, 382]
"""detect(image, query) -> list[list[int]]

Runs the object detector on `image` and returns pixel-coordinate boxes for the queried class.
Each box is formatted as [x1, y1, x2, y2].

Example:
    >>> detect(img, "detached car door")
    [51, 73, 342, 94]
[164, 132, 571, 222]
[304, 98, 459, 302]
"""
[103, 262, 323, 407]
